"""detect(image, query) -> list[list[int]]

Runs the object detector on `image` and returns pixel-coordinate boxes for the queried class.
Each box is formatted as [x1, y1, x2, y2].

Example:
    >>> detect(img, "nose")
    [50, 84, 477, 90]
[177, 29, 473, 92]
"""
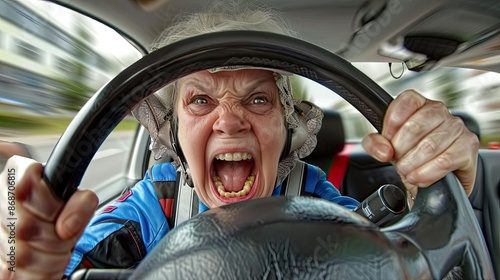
[213, 106, 251, 135]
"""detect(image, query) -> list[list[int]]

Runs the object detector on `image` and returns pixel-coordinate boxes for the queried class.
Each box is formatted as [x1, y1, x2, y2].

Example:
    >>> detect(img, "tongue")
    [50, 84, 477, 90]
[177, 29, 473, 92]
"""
[214, 160, 253, 192]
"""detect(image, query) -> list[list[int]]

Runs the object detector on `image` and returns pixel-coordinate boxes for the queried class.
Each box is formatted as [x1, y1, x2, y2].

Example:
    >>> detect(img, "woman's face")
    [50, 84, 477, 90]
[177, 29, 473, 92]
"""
[176, 69, 287, 208]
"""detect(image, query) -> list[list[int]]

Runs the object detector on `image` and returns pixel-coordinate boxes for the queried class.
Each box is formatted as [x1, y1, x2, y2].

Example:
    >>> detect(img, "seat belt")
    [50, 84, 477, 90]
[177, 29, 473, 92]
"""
[160, 160, 307, 228]
[172, 176, 198, 228]
[280, 160, 306, 196]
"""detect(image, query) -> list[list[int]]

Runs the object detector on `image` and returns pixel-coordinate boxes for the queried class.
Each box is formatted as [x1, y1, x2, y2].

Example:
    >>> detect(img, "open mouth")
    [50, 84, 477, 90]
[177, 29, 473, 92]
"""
[212, 152, 256, 199]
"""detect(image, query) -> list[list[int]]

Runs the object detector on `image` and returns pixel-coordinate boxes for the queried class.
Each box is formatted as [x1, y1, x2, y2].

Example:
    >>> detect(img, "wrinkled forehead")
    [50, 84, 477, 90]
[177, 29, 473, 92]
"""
[177, 69, 280, 91]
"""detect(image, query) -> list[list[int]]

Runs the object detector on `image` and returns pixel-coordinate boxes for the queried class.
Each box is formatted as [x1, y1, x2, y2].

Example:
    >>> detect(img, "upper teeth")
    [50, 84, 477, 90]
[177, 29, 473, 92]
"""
[215, 152, 252, 161]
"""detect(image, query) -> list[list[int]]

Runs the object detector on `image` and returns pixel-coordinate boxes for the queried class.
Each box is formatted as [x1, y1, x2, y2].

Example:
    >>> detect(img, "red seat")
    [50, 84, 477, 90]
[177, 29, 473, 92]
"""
[303, 109, 349, 190]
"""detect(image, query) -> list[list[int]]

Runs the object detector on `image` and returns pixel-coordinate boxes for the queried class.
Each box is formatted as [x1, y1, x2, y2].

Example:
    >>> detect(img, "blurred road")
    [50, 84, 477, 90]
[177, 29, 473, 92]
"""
[1, 130, 135, 192]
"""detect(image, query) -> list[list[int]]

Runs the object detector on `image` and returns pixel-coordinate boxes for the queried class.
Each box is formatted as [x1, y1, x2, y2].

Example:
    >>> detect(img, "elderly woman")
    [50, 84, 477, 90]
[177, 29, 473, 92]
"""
[0, 4, 478, 280]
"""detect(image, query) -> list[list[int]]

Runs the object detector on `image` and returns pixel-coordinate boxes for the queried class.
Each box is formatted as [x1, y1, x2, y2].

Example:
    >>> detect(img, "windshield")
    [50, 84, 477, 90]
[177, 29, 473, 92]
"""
[1, 1, 499, 184]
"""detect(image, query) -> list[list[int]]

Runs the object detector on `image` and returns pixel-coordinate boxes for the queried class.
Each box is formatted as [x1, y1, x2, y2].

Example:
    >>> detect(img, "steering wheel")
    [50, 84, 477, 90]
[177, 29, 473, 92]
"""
[42, 31, 494, 279]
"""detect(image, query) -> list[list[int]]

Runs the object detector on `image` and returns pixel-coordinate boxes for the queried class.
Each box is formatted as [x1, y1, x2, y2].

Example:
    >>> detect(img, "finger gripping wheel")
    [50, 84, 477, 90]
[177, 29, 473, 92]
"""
[41, 31, 493, 279]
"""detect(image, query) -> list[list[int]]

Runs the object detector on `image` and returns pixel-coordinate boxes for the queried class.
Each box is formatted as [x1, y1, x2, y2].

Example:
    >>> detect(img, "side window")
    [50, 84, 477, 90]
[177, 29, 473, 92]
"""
[0, 0, 142, 201]
[0, 30, 4, 47]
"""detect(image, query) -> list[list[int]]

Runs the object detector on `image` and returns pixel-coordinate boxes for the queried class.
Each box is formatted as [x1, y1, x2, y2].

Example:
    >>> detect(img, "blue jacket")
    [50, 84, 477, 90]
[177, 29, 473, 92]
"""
[65, 162, 359, 276]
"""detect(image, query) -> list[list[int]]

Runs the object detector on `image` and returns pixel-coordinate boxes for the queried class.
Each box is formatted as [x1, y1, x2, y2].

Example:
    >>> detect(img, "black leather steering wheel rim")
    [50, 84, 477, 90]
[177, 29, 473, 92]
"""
[41, 31, 494, 279]
[44, 31, 392, 200]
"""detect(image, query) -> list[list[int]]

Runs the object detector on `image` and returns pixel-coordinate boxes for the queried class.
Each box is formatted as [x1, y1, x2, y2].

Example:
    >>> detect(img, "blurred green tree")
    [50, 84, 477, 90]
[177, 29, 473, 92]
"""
[53, 26, 96, 111]
[54, 76, 94, 111]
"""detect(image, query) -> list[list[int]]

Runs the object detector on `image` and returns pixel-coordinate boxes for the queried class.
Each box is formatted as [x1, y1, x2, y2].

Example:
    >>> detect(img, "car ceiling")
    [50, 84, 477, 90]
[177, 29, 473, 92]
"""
[51, 0, 500, 73]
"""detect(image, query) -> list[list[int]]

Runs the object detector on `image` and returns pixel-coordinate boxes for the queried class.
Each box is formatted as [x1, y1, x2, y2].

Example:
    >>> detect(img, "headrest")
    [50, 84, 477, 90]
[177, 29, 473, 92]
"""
[304, 109, 345, 159]
[451, 111, 481, 141]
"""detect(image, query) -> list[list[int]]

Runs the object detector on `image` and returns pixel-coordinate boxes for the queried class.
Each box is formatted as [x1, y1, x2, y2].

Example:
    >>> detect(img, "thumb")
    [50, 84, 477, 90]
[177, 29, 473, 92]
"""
[56, 190, 98, 240]
[361, 133, 394, 162]
[453, 166, 475, 196]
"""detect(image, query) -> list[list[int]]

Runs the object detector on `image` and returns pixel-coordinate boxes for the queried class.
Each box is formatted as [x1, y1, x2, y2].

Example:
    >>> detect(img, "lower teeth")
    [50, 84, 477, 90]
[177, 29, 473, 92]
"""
[213, 175, 255, 198]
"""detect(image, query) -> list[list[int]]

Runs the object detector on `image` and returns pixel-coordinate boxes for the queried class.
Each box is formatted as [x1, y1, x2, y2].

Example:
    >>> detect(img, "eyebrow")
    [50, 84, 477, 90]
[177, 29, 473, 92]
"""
[182, 80, 210, 92]
[244, 76, 275, 91]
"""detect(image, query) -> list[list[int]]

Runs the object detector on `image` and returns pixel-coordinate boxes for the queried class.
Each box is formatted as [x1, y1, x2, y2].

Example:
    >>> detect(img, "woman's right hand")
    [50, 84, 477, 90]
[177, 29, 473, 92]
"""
[0, 148, 98, 279]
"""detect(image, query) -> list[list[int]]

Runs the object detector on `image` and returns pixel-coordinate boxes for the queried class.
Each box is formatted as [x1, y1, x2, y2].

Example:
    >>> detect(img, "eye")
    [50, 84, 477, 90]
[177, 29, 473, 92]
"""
[252, 96, 267, 104]
[192, 96, 208, 104]
[186, 94, 216, 115]
[245, 93, 274, 114]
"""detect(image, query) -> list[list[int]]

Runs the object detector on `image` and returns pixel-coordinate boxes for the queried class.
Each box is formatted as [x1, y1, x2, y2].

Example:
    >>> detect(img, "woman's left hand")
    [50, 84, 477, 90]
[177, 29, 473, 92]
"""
[362, 90, 480, 198]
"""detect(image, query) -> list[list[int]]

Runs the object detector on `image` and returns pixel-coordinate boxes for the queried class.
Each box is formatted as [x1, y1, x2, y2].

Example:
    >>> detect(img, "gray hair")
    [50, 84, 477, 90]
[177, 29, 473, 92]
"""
[151, 2, 298, 50]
